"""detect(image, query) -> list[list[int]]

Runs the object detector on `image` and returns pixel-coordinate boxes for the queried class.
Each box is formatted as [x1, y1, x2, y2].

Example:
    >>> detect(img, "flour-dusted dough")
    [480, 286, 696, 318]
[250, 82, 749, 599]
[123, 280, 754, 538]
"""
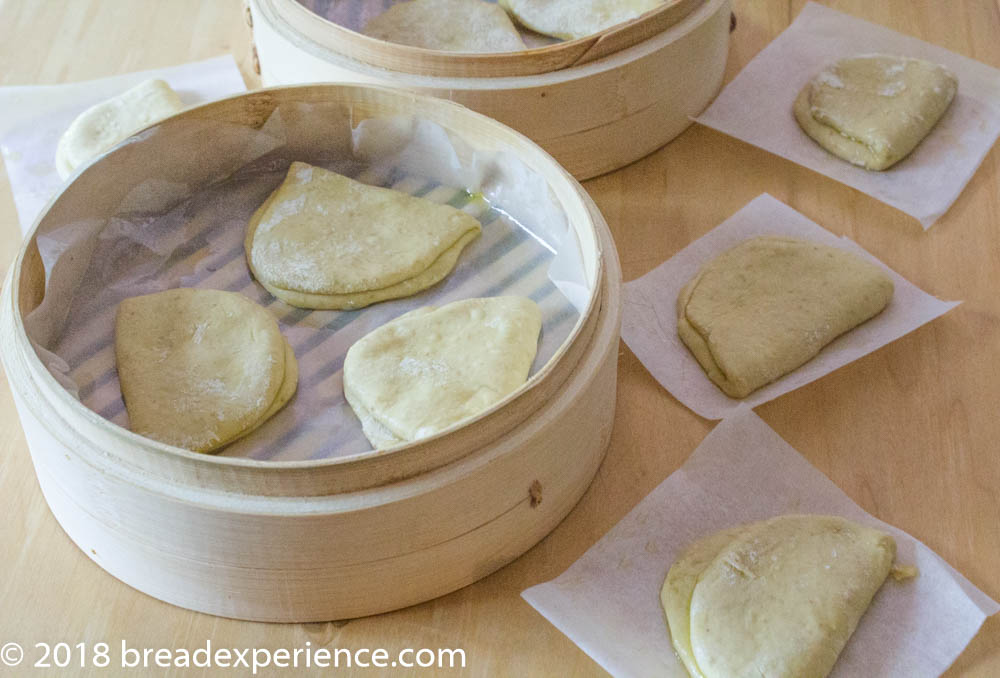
[794, 54, 958, 170]
[498, 0, 664, 40]
[363, 0, 526, 52]
[56, 79, 184, 180]
[115, 288, 298, 453]
[343, 296, 542, 448]
[677, 236, 893, 399]
[246, 162, 482, 310]
[661, 515, 896, 678]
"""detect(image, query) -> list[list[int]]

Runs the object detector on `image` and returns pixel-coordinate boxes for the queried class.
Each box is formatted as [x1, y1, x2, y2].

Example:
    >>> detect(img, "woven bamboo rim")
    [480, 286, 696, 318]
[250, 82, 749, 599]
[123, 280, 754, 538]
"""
[267, 0, 704, 77]
[2, 83, 607, 497]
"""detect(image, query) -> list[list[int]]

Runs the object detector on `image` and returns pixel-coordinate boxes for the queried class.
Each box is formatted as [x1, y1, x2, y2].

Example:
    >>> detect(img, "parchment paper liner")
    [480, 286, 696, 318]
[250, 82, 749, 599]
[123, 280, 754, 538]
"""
[20, 100, 589, 461]
[523, 407, 999, 678]
[695, 2, 1000, 229]
[621, 193, 959, 420]
[0, 55, 248, 236]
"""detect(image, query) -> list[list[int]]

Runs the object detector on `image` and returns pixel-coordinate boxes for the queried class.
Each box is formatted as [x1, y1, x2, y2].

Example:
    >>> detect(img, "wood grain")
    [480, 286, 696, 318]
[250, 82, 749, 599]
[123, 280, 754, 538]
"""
[0, 0, 998, 676]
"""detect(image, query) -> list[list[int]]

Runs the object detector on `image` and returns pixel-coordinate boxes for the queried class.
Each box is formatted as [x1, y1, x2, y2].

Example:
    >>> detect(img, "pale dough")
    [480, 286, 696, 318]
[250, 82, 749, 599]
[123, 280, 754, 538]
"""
[246, 162, 482, 310]
[115, 288, 298, 453]
[56, 79, 184, 180]
[343, 296, 542, 448]
[498, 0, 664, 40]
[677, 236, 893, 399]
[660, 515, 897, 678]
[363, 0, 526, 53]
[660, 527, 745, 678]
[794, 54, 958, 170]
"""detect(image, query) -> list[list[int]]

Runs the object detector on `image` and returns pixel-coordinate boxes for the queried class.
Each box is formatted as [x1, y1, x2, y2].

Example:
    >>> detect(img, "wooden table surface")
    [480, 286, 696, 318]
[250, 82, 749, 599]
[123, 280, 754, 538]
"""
[1, 1, 998, 676]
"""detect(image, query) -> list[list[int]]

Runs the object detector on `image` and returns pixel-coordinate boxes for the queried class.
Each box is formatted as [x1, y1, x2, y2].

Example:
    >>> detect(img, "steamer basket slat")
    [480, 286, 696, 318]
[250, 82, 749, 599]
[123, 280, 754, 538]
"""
[0, 85, 622, 621]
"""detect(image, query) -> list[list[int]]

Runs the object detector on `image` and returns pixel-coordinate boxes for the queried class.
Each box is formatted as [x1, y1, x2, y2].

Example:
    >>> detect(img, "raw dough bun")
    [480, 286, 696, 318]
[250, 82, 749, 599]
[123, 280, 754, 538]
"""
[246, 162, 482, 310]
[794, 54, 958, 170]
[677, 236, 893, 399]
[115, 288, 298, 453]
[55, 78, 184, 180]
[363, 0, 526, 52]
[661, 527, 745, 678]
[661, 515, 896, 678]
[498, 0, 664, 40]
[343, 296, 542, 448]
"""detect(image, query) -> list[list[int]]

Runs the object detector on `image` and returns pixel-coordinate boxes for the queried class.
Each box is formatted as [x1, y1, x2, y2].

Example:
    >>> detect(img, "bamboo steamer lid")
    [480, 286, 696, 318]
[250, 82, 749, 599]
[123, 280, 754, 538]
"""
[249, 0, 733, 179]
[0, 84, 622, 621]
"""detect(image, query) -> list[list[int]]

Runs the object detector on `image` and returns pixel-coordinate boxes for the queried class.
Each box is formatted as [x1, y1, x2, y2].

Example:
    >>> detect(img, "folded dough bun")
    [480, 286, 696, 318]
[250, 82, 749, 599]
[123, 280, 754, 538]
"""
[677, 236, 893, 399]
[661, 527, 746, 678]
[115, 288, 298, 453]
[499, 0, 664, 40]
[56, 78, 184, 180]
[794, 54, 957, 170]
[662, 515, 897, 678]
[246, 162, 482, 310]
[363, 0, 526, 52]
[343, 296, 542, 449]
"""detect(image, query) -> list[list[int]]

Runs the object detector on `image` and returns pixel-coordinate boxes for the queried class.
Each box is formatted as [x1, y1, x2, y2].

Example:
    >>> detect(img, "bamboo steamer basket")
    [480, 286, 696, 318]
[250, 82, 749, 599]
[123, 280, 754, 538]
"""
[248, 0, 733, 180]
[0, 84, 622, 622]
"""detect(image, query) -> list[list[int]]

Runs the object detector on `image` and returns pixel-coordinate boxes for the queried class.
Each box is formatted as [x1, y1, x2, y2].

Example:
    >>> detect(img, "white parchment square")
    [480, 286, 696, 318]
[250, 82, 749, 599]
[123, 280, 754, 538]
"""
[522, 408, 999, 678]
[695, 2, 1000, 229]
[0, 55, 248, 236]
[621, 193, 959, 420]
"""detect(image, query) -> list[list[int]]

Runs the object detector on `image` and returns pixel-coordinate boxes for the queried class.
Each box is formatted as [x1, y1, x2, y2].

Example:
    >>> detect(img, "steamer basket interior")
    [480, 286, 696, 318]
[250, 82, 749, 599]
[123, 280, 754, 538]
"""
[0, 84, 623, 621]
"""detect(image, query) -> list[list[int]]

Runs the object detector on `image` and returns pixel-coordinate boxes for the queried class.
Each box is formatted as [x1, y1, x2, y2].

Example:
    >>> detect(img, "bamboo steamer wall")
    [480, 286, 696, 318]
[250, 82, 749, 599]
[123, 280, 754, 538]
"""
[0, 85, 623, 621]
[249, 0, 732, 180]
